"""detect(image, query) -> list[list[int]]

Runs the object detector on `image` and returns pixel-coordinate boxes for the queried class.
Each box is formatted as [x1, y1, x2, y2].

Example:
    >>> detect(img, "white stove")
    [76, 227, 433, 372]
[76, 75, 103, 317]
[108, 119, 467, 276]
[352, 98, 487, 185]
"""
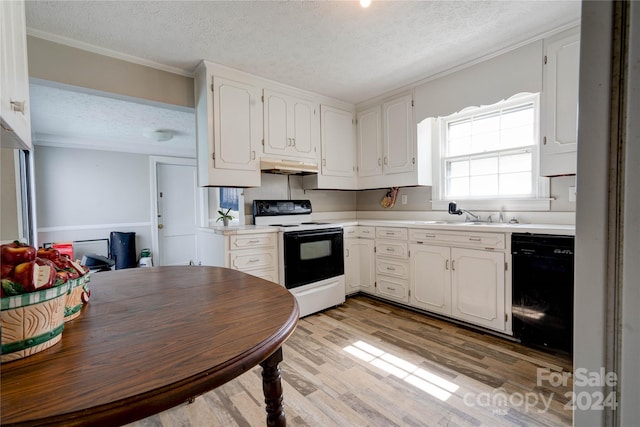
[253, 200, 345, 317]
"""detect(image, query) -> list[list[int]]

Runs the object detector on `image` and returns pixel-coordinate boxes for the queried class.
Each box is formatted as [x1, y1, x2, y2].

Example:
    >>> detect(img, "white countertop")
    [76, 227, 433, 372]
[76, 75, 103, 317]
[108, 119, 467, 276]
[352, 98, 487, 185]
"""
[325, 219, 575, 236]
[200, 219, 575, 236]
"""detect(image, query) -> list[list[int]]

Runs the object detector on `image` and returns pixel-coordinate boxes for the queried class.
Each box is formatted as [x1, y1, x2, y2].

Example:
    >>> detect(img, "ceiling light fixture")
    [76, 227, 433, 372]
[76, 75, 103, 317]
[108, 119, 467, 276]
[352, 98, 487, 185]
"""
[143, 129, 174, 142]
[360, 0, 371, 8]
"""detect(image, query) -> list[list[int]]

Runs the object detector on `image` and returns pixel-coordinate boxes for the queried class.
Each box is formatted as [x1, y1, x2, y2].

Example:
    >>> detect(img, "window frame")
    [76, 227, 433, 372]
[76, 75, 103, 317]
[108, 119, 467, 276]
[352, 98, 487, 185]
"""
[431, 93, 550, 212]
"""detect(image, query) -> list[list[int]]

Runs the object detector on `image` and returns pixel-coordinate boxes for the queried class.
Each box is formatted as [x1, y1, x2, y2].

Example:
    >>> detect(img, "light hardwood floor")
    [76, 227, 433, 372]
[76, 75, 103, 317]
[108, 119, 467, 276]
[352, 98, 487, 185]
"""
[127, 295, 573, 427]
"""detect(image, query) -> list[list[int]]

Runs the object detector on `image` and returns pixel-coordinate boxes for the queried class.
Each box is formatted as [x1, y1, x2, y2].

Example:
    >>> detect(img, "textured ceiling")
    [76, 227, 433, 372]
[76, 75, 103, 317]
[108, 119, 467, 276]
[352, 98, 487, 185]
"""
[24, 0, 580, 153]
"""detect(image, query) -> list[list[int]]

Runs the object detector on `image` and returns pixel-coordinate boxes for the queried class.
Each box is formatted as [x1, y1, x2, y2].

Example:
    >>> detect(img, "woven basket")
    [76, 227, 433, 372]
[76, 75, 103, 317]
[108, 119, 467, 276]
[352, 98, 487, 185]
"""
[64, 273, 91, 322]
[1, 282, 71, 363]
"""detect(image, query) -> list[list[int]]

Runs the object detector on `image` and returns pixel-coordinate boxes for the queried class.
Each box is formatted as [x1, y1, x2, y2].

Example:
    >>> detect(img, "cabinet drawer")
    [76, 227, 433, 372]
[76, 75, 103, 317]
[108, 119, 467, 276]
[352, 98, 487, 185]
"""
[376, 258, 409, 279]
[376, 240, 408, 259]
[230, 233, 277, 250]
[409, 229, 505, 250]
[376, 227, 408, 240]
[358, 226, 375, 238]
[377, 277, 409, 302]
[230, 249, 276, 271]
[242, 268, 279, 283]
[343, 226, 358, 238]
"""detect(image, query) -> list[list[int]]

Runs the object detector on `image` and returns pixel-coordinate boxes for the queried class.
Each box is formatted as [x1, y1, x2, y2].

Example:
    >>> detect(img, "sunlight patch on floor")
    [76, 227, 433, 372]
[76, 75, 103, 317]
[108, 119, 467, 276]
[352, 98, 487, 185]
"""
[343, 340, 459, 401]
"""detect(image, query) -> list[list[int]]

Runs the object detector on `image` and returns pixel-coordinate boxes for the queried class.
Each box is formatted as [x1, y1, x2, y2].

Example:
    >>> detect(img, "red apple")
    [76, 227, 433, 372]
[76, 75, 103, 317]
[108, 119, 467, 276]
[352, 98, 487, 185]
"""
[37, 247, 60, 262]
[12, 258, 57, 292]
[1, 241, 36, 266]
[1, 263, 14, 279]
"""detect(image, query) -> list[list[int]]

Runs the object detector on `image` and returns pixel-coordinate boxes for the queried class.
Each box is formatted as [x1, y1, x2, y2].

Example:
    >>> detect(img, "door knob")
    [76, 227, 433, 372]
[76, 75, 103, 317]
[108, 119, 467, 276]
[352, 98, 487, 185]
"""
[158, 224, 164, 229]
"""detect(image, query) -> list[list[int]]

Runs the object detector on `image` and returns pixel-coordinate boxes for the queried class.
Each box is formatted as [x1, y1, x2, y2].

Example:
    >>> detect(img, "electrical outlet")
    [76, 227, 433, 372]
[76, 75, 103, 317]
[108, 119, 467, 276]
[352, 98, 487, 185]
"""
[569, 186, 577, 202]
[401, 194, 408, 205]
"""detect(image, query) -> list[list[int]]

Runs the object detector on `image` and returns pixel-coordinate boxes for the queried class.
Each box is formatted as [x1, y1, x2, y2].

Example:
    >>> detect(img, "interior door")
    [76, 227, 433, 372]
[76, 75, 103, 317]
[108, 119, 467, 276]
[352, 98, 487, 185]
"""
[157, 163, 197, 265]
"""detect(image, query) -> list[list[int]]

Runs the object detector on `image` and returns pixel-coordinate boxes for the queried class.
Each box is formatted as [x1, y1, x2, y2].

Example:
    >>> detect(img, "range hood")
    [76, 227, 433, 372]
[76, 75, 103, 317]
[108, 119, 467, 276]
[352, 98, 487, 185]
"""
[260, 158, 319, 175]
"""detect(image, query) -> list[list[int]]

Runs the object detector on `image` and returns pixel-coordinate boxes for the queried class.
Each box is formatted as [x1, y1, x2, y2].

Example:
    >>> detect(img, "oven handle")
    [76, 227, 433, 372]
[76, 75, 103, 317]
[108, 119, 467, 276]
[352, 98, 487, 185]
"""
[285, 228, 343, 239]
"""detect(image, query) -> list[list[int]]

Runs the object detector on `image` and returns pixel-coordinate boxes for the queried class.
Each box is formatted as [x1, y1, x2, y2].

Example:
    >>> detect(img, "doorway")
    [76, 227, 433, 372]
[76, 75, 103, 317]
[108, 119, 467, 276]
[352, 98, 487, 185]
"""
[150, 157, 201, 266]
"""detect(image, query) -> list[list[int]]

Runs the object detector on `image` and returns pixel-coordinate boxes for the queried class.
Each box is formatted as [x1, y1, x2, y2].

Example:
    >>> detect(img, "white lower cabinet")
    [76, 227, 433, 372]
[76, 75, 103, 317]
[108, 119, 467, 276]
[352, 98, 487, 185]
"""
[450, 248, 505, 331]
[375, 227, 409, 303]
[197, 230, 279, 282]
[344, 236, 375, 295]
[409, 244, 451, 316]
[409, 230, 508, 333]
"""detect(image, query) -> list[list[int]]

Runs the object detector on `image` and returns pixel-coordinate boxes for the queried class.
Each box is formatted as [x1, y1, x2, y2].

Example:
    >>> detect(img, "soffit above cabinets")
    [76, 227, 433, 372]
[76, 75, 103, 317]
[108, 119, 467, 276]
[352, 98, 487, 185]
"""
[29, 83, 196, 157]
[25, 1, 580, 105]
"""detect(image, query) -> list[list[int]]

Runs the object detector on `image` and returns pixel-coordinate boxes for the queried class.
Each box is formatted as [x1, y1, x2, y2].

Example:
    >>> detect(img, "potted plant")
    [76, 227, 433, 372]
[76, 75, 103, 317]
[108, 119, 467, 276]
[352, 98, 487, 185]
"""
[216, 208, 234, 226]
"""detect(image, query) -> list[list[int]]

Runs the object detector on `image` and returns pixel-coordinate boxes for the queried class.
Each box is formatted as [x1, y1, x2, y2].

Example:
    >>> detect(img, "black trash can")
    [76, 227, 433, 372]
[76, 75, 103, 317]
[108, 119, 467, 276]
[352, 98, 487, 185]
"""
[110, 231, 137, 270]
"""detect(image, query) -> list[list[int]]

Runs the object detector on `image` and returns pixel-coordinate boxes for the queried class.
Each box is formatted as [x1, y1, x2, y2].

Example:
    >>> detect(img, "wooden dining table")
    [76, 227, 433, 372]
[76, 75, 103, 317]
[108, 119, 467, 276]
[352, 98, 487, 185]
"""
[0, 266, 299, 427]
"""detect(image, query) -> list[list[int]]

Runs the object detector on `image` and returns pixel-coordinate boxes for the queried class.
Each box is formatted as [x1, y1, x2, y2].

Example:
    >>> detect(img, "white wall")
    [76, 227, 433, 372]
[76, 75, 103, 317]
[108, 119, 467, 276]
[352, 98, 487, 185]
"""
[34, 145, 153, 257]
[242, 173, 357, 223]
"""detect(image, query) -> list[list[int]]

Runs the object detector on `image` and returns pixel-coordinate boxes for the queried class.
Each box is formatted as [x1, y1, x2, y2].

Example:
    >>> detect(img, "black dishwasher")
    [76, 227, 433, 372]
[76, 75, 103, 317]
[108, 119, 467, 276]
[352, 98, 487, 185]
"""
[512, 233, 574, 353]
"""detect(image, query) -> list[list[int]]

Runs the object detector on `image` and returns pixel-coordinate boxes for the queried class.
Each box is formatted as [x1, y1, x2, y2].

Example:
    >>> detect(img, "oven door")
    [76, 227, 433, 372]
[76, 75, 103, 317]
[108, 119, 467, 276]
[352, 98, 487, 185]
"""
[283, 228, 344, 289]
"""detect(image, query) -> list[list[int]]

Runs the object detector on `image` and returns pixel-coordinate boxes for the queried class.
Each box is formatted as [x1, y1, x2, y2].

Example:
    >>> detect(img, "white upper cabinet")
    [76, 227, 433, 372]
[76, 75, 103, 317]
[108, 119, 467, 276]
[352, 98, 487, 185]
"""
[355, 92, 430, 189]
[303, 104, 357, 190]
[263, 89, 319, 161]
[0, 0, 32, 150]
[356, 106, 382, 177]
[540, 28, 580, 176]
[382, 93, 414, 175]
[194, 63, 261, 187]
[320, 105, 355, 178]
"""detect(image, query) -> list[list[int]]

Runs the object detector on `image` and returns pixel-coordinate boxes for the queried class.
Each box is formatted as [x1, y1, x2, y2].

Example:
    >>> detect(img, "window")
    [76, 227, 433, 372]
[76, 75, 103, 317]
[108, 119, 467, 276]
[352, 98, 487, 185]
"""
[432, 93, 549, 211]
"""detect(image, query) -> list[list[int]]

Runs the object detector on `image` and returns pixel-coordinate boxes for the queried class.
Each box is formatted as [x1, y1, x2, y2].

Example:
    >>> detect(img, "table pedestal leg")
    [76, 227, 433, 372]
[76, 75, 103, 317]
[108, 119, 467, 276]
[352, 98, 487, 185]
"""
[260, 347, 286, 427]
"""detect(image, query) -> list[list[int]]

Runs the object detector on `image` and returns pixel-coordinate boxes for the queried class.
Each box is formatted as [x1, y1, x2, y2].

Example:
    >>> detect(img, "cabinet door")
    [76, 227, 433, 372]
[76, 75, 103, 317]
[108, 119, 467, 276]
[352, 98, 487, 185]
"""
[358, 239, 376, 295]
[409, 244, 451, 315]
[540, 30, 580, 176]
[213, 76, 260, 171]
[321, 105, 355, 177]
[451, 248, 505, 331]
[0, 0, 31, 149]
[344, 239, 360, 295]
[263, 90, 289, 155]
[382, 93, 414, 175]
[357, 106, 382, 177]
[264, 90, 318, 160]
[292, 98, 317, 159]
[345, 238, 377, 295]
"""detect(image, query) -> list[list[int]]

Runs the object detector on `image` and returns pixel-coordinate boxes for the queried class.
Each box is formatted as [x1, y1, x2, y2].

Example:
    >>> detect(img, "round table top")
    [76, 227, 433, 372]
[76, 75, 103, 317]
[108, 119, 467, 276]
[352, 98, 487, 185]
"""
[1, 266, 299, 426]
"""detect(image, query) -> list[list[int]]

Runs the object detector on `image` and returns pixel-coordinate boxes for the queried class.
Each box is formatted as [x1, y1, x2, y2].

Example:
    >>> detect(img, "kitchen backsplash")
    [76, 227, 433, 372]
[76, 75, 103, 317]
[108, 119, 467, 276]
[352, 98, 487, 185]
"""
[241, 173, 576, 224]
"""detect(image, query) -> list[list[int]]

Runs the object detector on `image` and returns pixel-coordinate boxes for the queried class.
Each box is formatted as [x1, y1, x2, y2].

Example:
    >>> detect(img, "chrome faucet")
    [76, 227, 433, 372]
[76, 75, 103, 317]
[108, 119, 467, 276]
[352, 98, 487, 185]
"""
[448, 202, 481, 222]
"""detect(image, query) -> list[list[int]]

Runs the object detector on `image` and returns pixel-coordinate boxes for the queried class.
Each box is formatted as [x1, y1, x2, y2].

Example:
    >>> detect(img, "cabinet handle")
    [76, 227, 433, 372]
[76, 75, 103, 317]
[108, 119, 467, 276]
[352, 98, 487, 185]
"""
[445, 259, 449, 270]
[347, 230, 355, 234]
[362, 230, 370, 234]
[384, 157, 388, 165]
[248, 258, 260, 263]
[451, 260, 456, 271]
[345, 249, 350, 257]
[378, 158, 382, 166]
[385, 232, 395, 235]
[386, 247, 395, 252]
[10, 100, 26, 114]
[386, 266, 396, 271]
[387, 286, 396, 291]
[469, 237, 481, 242]
[425, 234, 436, 238]
[292, 138, 296, 147]
[251, 151, 256, 160]
[322, 159, 327, 166]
